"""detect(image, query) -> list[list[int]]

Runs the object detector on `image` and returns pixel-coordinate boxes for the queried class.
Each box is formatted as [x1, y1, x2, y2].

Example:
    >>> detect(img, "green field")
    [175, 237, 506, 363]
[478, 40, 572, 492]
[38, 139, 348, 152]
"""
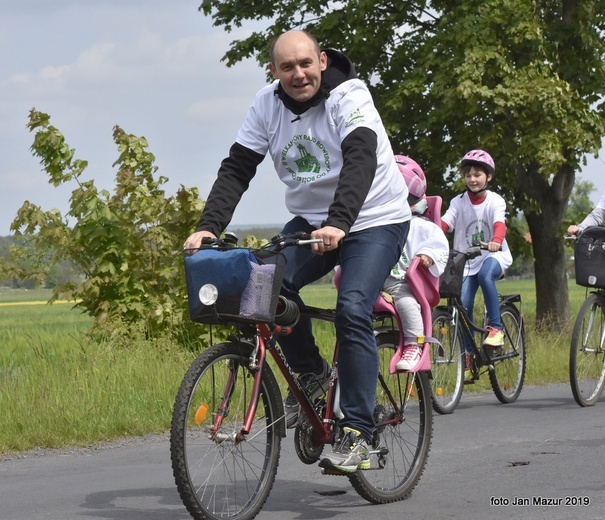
[0, 280, 590, 455]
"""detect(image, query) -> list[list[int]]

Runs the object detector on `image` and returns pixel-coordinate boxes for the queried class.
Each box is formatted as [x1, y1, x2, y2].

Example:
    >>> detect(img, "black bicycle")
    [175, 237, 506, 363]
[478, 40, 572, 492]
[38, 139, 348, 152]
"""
[430, 245, 526, 414]
[568, 226, 605, 407]
[171, 233, 432, 520]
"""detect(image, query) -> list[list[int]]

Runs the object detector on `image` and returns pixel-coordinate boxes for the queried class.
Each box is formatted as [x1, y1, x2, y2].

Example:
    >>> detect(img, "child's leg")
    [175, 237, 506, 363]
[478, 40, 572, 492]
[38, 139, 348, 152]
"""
[390, 285, 423, 339]
[382, 279, 423, 372]
[460, 274, 480, 353]
[477, 257, 503, 329]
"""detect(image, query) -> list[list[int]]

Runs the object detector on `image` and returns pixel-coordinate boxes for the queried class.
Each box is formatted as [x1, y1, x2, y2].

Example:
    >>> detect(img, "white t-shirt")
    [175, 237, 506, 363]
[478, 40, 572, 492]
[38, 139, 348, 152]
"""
[579, 189, 605, 230]
[389, 216, 449, 280]
[235, 79, 410, 232]
[441, 191, 513, 275]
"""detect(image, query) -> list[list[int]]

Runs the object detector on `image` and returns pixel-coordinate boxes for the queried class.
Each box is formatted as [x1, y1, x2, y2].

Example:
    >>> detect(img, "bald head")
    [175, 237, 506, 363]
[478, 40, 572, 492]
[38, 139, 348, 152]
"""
[270, 30, 321, 64]
[269, 30, 327, 103]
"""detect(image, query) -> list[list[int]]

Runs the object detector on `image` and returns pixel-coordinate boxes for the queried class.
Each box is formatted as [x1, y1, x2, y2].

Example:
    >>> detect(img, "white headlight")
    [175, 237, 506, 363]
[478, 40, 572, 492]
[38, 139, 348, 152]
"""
[199, 284, 218, 305]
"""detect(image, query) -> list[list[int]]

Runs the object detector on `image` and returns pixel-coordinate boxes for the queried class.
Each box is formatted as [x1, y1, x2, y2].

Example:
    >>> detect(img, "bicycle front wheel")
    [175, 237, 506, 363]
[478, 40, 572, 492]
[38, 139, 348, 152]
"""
[488, 303, 526, 403]
[171, 341, 284, 520]
[348, 332, 433, 503]
[570, 293, 605, 407]
[430, 308, 465, 414]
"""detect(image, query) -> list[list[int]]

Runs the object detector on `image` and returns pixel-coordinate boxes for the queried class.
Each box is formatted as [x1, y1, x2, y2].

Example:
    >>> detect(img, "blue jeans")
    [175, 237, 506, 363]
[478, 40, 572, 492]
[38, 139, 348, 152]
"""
[276, 217, 409, 442]
[460, 256, 503, 352]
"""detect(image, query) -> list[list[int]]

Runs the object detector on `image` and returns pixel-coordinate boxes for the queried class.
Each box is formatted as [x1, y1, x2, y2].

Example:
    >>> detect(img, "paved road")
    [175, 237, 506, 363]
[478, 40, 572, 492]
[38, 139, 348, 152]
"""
[1, 383, 604, 520]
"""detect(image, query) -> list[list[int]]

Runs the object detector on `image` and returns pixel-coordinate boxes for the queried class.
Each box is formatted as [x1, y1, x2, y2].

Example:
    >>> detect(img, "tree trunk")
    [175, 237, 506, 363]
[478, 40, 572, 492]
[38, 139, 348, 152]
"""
[525, 212, 570, 329]
[518, 162, 574, 330]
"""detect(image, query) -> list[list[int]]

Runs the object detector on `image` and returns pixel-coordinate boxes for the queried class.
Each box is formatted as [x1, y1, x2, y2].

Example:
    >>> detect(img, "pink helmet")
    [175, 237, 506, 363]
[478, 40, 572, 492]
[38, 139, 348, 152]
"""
[460, 149, 495, 175]
[395, 155, 426, 203]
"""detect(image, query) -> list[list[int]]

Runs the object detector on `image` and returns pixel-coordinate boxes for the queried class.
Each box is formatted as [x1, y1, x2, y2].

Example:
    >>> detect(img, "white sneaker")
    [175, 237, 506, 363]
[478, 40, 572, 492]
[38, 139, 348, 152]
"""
[395, 344, 422, 371]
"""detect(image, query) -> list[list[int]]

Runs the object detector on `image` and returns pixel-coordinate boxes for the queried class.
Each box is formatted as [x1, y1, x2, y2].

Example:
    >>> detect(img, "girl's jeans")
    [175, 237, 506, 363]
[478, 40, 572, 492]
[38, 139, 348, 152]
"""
[460, 256, 503, 353]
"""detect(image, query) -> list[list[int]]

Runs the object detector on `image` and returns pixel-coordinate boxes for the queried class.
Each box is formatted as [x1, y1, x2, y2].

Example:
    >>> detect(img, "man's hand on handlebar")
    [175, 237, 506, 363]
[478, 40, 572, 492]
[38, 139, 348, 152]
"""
[566, 225, 580, 237]
[310, 225, 346, 255]
[184, 230, 216, 250]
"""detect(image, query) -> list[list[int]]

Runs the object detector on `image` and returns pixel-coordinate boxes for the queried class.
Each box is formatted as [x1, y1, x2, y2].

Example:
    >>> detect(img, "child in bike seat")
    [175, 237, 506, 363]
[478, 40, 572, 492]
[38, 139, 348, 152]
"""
[382, 155, 449, 371]
[440, 150, 513, 375]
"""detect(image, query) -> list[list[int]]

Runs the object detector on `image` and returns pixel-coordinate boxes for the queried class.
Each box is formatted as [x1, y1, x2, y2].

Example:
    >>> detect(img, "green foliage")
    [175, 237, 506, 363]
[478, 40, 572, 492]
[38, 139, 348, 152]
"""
[564, 177, 597, 228]
[2, 109, 205, 340]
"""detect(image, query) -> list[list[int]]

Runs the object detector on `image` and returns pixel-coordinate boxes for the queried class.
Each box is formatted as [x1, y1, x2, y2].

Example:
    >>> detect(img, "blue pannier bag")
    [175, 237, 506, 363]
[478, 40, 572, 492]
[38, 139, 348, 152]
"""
[185, 248, 257, 322]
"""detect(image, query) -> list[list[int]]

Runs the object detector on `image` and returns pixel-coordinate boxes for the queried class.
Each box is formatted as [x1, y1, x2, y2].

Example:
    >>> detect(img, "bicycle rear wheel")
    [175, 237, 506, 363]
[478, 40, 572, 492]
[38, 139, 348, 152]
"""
[570, 293, 605, 407]
[171, 341, 284, 520]
[488, 303, 526, 403]
[348, 332, 432, 503]
[430, 308, 465, 414]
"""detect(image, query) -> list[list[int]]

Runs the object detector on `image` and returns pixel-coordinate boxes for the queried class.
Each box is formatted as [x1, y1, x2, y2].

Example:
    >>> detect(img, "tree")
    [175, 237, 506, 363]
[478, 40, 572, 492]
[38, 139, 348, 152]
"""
[565, 178, 597, 227]
[0, 109, 204, 339]
[199, 0, 605, 328]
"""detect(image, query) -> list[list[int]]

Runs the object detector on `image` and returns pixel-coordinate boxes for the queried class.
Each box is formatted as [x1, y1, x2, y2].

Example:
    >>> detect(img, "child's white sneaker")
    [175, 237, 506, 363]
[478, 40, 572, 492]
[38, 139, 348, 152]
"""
[395, 344, 422, 371]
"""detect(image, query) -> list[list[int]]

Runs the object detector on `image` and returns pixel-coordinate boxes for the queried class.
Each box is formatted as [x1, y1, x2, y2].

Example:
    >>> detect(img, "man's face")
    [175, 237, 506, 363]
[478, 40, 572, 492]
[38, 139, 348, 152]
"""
[270, 32, 327, 103]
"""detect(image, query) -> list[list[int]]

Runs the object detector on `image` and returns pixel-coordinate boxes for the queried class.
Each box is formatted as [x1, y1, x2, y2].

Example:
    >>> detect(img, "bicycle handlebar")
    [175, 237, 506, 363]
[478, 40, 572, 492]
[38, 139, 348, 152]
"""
[195, 232, 323, 252]
[269, 232, 323, 249]
[462, 242, 503, 260]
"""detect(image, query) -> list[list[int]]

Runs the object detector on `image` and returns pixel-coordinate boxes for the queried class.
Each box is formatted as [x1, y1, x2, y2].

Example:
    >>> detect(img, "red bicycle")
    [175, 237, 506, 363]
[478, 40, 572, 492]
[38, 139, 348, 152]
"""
[170, 233, 433, 520]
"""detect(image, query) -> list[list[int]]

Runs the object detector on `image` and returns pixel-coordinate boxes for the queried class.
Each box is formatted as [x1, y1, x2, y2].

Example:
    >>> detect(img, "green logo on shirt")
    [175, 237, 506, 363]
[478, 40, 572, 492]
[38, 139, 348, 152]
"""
[345, 108, 366, 127]
[281, 134, 332, 184]
[465, 219, 491, 246]
[294, 144, 320, 173]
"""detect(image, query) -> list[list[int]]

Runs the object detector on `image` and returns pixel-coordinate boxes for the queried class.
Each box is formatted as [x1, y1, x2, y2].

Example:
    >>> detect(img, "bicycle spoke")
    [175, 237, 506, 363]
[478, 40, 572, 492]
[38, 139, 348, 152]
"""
[570, 294, 605, 406]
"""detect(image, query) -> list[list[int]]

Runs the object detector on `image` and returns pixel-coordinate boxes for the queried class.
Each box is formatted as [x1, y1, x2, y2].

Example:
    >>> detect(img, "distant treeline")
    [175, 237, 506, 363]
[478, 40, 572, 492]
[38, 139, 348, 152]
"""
[0, 229, 285, 289]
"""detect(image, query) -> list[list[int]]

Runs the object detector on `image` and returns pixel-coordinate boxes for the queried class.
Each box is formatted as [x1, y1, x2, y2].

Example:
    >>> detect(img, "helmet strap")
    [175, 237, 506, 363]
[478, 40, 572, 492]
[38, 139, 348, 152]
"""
[468, 182, 488, 195]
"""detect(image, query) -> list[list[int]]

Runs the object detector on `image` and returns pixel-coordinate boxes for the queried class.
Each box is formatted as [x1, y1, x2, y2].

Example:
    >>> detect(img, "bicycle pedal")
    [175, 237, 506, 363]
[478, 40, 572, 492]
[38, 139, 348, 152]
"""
[318, 459, 348, 476]
[320, 467, 348, 476]
[369, 447, 389, 456]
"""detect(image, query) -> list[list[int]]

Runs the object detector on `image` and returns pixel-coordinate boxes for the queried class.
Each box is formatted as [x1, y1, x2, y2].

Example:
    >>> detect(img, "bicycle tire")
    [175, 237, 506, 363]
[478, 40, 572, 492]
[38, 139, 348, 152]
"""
[430, 308, 465, 414]
[488, 302, 526, 403]
[348, 331, 433, 503]
[569, 293, 605, 407]
[171, 341, 284, 520]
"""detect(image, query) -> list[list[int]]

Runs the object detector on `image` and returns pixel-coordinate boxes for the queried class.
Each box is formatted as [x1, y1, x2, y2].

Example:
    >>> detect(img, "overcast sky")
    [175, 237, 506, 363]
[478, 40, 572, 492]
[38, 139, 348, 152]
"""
[1, 1, 604, 237]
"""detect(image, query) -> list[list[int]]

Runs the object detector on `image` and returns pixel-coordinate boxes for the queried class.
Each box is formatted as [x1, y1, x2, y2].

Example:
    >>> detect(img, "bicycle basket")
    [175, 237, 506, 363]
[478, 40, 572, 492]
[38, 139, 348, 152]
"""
[574, 226, 605, 289]
[438, 249, 466, 299]
[184, 247, 286, 324]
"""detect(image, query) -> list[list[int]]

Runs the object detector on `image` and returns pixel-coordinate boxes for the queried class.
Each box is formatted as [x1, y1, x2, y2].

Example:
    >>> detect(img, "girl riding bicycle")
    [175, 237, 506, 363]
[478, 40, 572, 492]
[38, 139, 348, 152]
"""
[440, 150, 513, 379]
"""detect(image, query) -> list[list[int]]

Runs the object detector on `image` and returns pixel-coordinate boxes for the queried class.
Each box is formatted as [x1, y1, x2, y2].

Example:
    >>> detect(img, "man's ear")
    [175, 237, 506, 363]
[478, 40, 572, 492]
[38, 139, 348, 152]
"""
[269, 62, 278, 79]
[319, 51, 328, 71]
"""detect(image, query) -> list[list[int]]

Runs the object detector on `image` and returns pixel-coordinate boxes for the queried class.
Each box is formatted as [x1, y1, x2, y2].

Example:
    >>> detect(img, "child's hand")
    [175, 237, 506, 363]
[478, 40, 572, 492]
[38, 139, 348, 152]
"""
[481, 241, 501, 252]
[416, 254, 433, 268]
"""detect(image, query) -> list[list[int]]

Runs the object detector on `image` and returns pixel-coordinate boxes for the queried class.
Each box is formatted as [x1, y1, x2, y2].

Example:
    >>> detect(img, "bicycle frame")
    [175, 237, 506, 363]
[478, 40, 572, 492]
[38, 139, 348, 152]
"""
[446, 297, 488, 363]
[226, 257, 439, 447]
[444, 292, 523, 371]
[232, 304, 415, 449]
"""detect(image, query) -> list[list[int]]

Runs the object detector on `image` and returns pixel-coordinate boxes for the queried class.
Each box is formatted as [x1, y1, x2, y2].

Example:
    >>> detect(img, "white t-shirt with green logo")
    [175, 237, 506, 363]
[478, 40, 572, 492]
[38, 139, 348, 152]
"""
[235, 79, 410, 232]
[441, 191, 513, 275]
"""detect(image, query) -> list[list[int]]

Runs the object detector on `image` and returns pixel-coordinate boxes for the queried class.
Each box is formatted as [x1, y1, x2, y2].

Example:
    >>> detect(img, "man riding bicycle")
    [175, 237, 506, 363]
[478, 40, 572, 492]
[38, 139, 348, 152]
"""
[184, 30, 410, 473]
